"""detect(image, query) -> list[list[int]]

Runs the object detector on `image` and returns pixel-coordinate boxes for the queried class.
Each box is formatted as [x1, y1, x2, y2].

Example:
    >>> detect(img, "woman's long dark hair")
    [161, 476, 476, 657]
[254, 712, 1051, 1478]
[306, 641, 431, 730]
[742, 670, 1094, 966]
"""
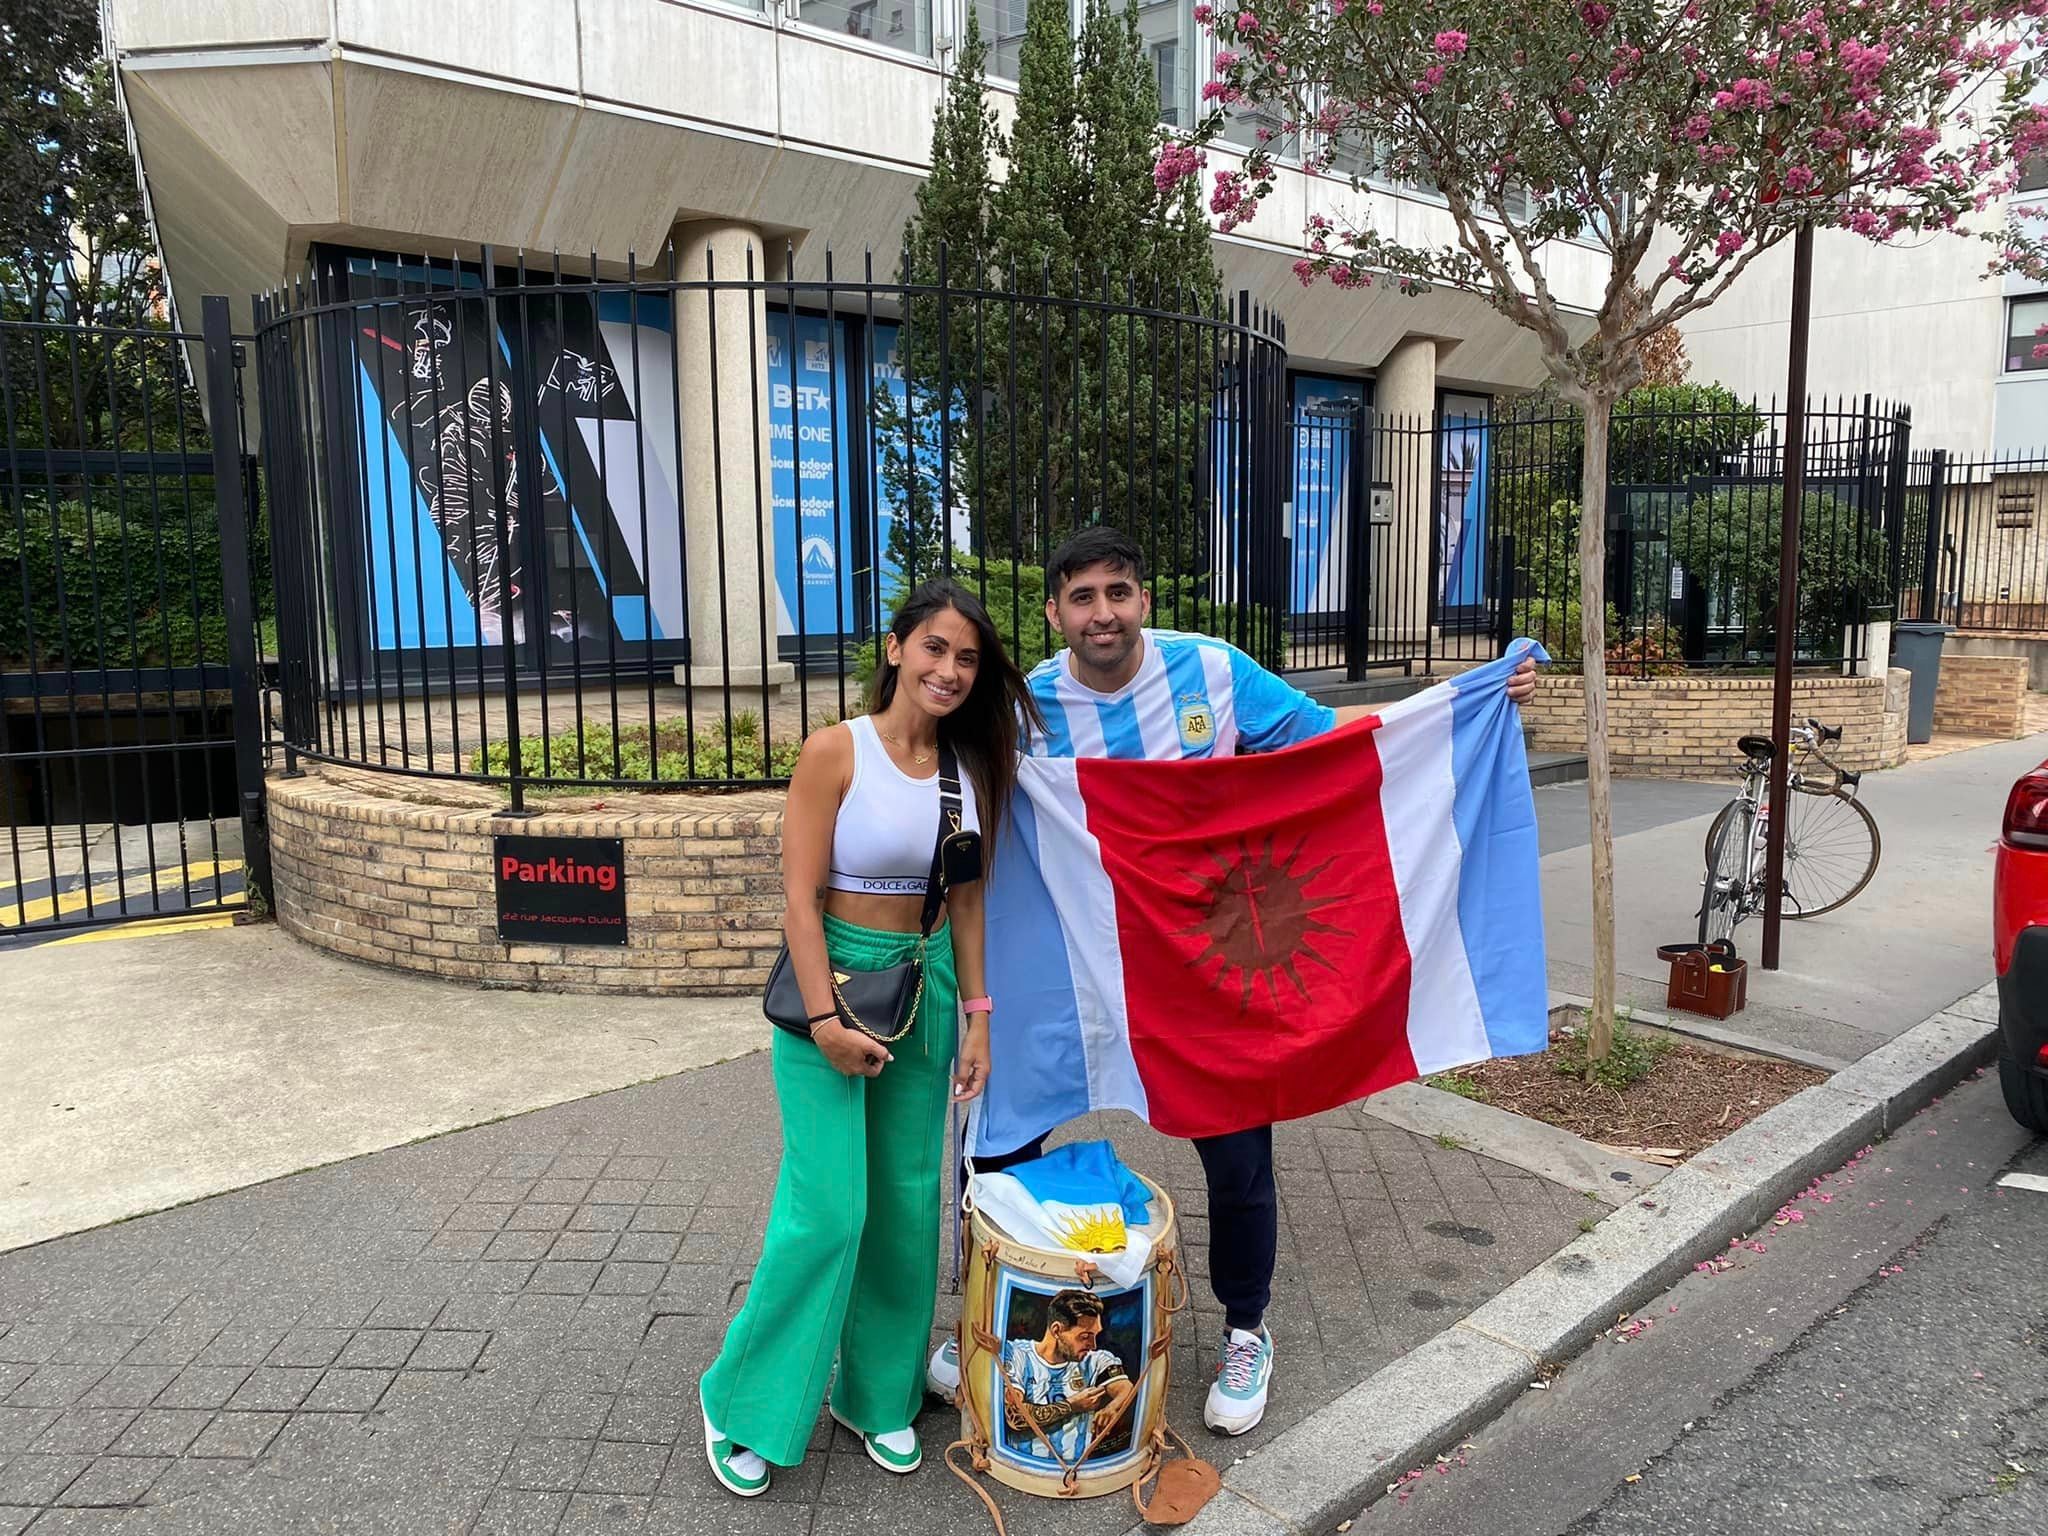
[870, 579, 1046, 851]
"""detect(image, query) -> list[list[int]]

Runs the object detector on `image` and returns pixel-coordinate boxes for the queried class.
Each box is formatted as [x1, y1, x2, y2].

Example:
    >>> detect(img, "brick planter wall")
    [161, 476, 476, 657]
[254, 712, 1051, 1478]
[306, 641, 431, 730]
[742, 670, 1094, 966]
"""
[1522, 671, 1906, 779]
[268, 770, 786, 995]
[1931, 654, 2028, 737]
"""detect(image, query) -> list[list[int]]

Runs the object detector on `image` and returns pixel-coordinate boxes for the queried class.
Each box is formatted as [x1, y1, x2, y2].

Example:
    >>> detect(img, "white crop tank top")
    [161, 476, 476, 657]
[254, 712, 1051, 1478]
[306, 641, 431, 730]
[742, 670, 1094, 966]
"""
[826, 716, 982, 896]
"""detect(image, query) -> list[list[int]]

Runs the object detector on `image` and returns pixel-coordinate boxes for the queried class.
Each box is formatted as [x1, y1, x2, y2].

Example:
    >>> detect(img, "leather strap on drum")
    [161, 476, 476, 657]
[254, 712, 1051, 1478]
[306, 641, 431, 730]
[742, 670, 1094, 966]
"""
[1132, 1421, 1222, 1527]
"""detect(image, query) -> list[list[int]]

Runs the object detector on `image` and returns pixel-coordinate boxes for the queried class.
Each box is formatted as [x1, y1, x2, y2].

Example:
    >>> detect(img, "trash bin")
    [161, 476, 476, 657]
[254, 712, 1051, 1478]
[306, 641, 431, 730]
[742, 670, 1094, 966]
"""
[1892, 620, 1953, 745]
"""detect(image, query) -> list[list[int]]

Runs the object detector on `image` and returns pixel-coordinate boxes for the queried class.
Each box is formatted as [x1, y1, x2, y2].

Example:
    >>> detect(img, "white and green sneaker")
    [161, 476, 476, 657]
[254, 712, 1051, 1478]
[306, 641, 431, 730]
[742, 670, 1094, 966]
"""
[831, 1407, 923, 1474]
[700, 1387, 771, 1497]
[1203, 1326, 1274, 1436]
[926, 1338, 961, 1399]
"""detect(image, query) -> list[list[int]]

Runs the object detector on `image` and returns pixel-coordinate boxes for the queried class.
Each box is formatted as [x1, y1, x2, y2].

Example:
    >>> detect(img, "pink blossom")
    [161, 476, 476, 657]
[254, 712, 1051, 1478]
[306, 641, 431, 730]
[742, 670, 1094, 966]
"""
[1153, 141, 1204, 193]
[1213, 50, 1240, 71]
[1714, 230, 1744, 257]
[1192, 1, 1211, 19]
[1434, 30, 1469, 57]
[1292, 258, 1318, 286]
[1580, 1, 1612, 29]
[1713, 78, 1772, 113]
[1557, 107, 1577, 127]
[1414, 64, 1447, 94]
[1837, 38, 1890, 91]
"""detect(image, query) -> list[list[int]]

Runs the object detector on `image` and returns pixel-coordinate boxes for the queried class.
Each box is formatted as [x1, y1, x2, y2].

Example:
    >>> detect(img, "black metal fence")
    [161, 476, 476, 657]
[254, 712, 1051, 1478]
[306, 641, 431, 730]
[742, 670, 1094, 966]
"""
[1900, 447, 2048, 631]
[0, 306, 269, 935]
[253, 246, 1292, 799]
[0, 248, 1945, 934]
[1491, 395, 1912, 677]
[1277, 407, 1500, 676]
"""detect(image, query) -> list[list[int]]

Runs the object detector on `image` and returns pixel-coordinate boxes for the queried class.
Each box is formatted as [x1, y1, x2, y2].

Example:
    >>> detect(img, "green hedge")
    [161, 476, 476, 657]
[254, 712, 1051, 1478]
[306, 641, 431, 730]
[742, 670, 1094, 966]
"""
[468, 710, 812, 785]
[0, 496, 249, 671]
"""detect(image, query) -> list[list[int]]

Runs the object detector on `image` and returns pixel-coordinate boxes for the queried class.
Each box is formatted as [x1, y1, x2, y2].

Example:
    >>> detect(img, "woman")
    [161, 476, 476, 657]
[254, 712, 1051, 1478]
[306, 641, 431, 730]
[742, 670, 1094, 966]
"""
[699, 579, 1042, 1495]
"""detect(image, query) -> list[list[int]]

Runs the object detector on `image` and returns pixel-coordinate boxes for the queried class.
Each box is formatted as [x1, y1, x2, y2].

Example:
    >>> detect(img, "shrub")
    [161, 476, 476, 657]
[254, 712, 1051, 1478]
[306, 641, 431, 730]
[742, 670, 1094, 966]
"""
[468, 709, 814, 785]
[0, 492, 271, 671]
[1669, 486, 1889, 652]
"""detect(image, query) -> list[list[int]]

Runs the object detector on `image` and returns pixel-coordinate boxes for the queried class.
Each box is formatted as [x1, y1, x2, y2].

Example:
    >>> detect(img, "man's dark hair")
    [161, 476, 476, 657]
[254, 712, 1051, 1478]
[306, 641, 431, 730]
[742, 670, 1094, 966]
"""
[1046, 527, 1146, 601]
[1046, 1289, 1106, 1330]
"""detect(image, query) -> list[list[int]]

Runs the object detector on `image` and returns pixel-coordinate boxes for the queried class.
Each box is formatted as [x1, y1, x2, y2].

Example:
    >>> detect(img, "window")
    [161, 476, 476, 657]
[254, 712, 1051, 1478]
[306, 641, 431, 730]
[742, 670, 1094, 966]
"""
[967, 0, 1031, 80]
[2007, 295, 2048, 373]
[1135, 1, 1194, 128]
[2021, 155, 2048, 194]
[1152, 41, 1182, 127]
[800, 0, 931, 58]
[1222, 100, 1300, 163]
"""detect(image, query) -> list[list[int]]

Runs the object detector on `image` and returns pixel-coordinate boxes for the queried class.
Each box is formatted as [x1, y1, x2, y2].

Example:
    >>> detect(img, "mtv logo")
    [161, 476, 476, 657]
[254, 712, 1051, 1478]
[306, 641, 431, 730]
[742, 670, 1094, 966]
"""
[803, 339, 830, 374]
[766, 336, 784, 369]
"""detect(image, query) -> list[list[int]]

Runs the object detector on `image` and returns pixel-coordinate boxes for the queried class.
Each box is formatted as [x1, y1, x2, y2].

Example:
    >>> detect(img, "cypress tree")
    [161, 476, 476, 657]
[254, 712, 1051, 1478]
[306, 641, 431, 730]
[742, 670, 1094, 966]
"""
[886, 0, 1224, 598]
[878, 10, 997, 587]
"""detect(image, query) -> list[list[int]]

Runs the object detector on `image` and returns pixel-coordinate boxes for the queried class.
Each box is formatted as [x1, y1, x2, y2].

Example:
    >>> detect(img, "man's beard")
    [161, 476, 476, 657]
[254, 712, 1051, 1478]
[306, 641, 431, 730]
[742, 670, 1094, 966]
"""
[1070, 625, 1138, 675]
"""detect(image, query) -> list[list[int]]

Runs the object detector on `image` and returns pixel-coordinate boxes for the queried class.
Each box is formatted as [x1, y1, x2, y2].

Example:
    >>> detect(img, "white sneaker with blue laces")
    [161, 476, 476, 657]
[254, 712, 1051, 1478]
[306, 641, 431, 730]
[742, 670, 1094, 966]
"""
[926, 1338, 961, 1399]
[1204, 1326, 1273, 1436]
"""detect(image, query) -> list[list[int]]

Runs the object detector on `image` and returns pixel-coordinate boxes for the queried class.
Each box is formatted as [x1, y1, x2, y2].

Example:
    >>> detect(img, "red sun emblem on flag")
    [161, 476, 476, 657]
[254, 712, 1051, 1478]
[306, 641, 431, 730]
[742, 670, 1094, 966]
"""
[1175, 834, 1353, 1009]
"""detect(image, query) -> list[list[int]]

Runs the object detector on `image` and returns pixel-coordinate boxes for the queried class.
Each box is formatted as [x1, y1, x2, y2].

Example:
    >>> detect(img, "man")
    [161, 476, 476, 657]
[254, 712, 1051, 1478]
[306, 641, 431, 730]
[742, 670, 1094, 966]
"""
[931, 526, 1540, 1434]
[999, 1289, 1136, 1464]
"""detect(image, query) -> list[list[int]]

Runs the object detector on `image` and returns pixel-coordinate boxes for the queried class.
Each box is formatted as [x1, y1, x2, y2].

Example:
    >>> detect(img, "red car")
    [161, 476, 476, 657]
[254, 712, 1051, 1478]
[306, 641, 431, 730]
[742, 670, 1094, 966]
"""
[1995, 763, 2048, 1131]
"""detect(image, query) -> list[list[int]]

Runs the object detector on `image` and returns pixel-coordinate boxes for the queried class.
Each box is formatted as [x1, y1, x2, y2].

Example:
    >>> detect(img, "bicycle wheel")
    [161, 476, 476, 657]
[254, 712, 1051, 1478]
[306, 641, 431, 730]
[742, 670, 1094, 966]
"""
[1781, 783, 1881, 919]
[1698, 801, 1751, 945]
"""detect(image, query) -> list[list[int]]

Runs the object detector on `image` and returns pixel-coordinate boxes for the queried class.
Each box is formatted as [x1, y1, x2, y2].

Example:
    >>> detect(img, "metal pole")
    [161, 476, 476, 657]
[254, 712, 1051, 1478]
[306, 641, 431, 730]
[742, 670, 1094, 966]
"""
[1761, 221, 1813, 972]
[201, 296, 274, 915]
[1344, 402, 1371, 681]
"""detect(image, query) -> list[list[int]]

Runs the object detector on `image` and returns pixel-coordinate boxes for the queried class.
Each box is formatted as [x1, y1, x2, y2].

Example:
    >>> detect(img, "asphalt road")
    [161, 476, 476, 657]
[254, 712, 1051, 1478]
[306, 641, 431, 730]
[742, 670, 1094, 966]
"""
[1371, 1071, 2048, 1536]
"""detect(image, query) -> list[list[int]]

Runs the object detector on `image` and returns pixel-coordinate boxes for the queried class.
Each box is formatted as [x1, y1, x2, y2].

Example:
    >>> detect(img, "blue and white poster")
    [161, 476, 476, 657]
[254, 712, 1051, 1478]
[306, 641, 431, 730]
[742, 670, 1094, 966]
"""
[344, 255, 685, 657]
[765, 313, 859, 641]
[1291, 375, 1366, 614]
[1439, 392, 1491, 615]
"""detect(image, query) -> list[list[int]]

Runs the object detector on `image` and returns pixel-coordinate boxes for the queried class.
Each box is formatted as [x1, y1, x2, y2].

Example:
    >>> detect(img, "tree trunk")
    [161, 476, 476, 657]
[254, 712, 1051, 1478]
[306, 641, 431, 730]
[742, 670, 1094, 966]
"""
[1578, 393, 1617, 1063]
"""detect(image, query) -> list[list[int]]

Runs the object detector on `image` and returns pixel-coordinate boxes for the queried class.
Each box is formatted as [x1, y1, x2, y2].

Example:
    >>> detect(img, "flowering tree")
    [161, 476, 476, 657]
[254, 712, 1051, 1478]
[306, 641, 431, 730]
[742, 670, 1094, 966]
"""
[1160, 0, 2048, 1056]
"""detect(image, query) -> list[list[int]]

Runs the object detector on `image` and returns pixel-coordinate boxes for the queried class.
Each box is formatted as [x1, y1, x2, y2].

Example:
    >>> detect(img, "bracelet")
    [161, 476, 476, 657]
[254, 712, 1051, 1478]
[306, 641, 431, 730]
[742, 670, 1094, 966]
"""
[807, 1010, 839, 1036]
[961, 996, 993, 1016]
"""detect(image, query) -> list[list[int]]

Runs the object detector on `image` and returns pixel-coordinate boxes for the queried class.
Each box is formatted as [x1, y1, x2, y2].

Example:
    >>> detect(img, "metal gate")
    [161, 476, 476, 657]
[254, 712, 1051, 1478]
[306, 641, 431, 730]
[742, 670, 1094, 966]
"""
[1, 300, 270, 941]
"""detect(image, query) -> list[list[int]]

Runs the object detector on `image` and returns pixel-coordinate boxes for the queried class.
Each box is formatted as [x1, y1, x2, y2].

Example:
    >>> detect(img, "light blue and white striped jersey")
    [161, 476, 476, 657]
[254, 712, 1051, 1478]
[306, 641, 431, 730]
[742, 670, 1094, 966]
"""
[1023, 630, 1336, 761]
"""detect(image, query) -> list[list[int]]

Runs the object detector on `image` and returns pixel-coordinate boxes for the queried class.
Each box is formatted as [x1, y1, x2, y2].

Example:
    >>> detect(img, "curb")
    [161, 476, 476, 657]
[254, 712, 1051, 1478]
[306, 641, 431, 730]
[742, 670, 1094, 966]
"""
[1143, 986, 2003, 1536]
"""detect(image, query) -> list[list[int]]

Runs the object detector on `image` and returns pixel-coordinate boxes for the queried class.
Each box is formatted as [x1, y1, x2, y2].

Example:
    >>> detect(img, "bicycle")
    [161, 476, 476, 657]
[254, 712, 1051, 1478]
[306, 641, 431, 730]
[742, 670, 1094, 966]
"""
[1696, 718, 1882, 946]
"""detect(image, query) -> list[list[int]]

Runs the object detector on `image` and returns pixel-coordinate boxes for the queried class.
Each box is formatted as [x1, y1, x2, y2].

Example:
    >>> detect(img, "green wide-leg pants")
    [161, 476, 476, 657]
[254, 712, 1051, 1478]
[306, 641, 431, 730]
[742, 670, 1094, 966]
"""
[700, 915, 956, 1467]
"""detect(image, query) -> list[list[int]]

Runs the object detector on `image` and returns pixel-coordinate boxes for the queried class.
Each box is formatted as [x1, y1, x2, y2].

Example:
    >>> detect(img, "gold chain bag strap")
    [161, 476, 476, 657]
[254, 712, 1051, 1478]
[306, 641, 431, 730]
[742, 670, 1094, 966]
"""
[761, 739, 965, 1042]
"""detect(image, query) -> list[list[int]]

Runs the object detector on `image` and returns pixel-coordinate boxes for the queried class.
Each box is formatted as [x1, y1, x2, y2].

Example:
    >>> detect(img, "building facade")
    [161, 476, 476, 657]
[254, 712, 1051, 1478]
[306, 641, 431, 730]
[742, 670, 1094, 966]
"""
[106, 0, 1615, 691]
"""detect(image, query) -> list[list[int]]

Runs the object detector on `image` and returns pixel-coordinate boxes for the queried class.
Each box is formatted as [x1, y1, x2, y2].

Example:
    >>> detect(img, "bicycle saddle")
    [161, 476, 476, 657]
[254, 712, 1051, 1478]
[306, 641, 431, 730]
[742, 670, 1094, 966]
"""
[1737, 735, 1775, 762]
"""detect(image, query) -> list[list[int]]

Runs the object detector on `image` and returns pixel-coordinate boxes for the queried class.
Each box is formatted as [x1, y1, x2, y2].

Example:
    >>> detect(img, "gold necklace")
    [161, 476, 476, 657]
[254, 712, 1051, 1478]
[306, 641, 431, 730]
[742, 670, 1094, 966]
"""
[877, 726, 934, 766]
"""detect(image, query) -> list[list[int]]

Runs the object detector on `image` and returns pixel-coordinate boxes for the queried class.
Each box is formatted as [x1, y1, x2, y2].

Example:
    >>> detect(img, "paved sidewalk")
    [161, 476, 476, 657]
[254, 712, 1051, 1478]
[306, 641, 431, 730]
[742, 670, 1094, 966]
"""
[0, 926, 759, 1252]
[0, 1052, 1594, 1535]
[1540, 731, 2044, 1066]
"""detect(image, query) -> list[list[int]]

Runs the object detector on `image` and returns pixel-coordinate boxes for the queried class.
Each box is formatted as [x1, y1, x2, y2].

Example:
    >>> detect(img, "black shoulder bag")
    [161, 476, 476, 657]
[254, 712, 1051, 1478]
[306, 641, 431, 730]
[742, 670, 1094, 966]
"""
[763, 740, 981, 1044]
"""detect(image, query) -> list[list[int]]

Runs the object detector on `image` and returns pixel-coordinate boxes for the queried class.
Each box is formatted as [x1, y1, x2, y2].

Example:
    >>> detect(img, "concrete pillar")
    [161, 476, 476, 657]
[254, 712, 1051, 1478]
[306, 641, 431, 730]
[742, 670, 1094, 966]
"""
[670, 219, 793, 698]
[1373, 334, 1439, 647]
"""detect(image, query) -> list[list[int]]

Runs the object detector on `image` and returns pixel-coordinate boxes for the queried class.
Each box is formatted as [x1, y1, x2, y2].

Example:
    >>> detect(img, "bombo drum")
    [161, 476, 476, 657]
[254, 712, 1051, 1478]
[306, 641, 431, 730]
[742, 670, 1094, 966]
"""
[949, 1172, 1190, 1503]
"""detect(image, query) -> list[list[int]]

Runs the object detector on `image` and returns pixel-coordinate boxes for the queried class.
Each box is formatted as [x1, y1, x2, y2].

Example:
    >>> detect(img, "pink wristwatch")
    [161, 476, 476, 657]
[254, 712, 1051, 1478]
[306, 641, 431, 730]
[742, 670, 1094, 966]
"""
[961, 996, 994, 1017]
